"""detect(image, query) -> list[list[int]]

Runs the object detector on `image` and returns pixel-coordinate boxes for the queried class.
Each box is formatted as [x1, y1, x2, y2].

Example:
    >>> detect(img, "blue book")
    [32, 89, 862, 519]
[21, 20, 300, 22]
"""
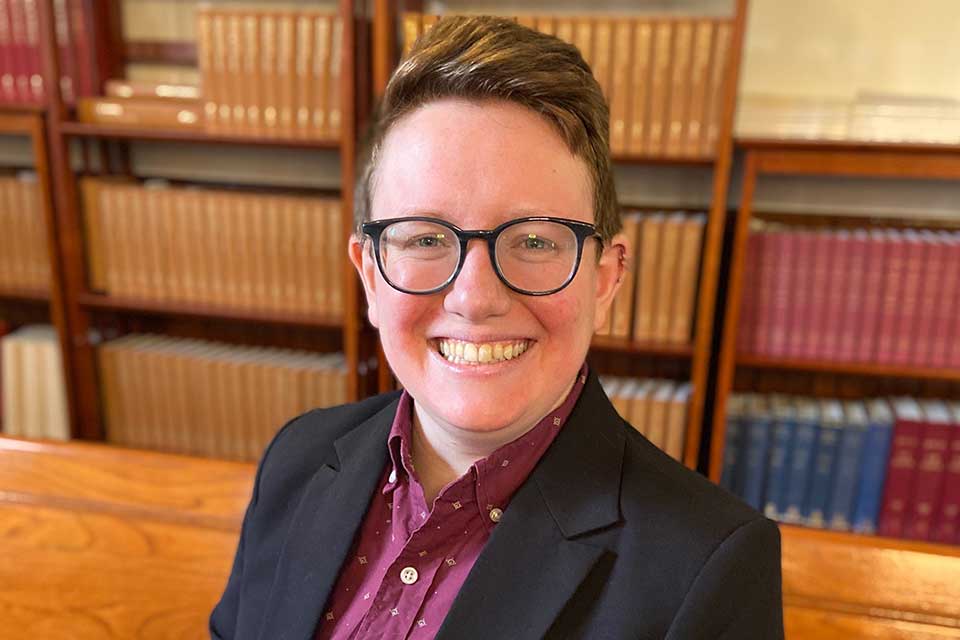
[805, 400, 843, 527]
[742, 395, 772, 511]
[763, 395, 796, 521]
[783, 399, 820, 524]
[827, 401, 869, 531]
[721, 394, 748, 496]
[852, 399, 895, 534]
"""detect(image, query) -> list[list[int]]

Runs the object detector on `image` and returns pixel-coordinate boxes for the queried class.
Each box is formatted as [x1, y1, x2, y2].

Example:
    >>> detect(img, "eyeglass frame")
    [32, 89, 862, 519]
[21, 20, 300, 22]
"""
[360, 215, 604, 296]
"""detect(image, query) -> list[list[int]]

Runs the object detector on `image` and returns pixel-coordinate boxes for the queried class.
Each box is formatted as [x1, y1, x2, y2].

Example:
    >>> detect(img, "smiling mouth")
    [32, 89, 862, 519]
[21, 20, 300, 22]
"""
[435, 338, 533, 365]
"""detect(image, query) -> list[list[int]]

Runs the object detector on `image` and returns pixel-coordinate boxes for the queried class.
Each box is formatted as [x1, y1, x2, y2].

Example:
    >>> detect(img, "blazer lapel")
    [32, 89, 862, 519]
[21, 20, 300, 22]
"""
[436, 372, 626, 640]
[257, 397, 399, 640]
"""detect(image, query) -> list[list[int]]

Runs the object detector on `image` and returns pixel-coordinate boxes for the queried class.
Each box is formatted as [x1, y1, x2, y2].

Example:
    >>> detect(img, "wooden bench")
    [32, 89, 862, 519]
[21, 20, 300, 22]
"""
[3, 436, 960, 639]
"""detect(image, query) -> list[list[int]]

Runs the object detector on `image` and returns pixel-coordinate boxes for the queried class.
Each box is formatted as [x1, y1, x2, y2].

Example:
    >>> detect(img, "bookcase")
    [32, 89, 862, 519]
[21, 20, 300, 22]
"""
[1, 0, 376, 456]
[371, 0, 749, 470]
[711, 138, 960, 551]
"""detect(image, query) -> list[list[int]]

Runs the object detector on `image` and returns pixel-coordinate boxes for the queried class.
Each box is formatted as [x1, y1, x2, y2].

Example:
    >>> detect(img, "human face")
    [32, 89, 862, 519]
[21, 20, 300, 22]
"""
[350, 99, 626, 436]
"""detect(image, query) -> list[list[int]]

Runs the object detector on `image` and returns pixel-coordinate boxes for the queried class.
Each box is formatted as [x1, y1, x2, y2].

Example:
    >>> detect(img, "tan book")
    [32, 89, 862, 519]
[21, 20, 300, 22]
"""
[633, 213, 663, 341]
[183, 189, 208, 303]
[608, 20, 633, 155]
[664, 383, 692, 461]
[533, 15, 554, 36]
[205, 190, 228, 306]
[626, 20, 653, 155]
[241, 12, 262, 133]
[665, 20, 693, 157]
[209, 346, 234, 459]
[80, 177, 107, 291]
[232, 194, 254, 308]
[289, 197, 312, 313]
[402, 12, 420, 58]
[141, 183, 169, 301]
[105, 79, 199, 100]
[302, 197, 324, 313]
[18, 175, 44, 289]
[572, 17, 594, 69]
[645, 380, 676, 451]
[653, 212, 685, 341]
[209, 9, 231, 131]
[220, 191, 242, 307]
[294, 12, 316, 138]
[684, 20, 715, 157]
[41, 337, 67, 441]
[0, 180, 11, 289]
[326, 199, 343, 316]
[592, 18, 613, 99]
[277, 196, 299, 312]
[605, 378, 629, 419]
[310, 13, 332, 138]
[554, 17, 574, 44]
[248, 194, 268, 309]
[611, 211, 642, 338]
[645, 21, 674, 156]
[628, 379, 656, 437]
[328, 16, 344, 139]
[276, 11, 298, 137]
[20, 328, 48, 439]
[225, 12, 244, 133]
[77, 96, 202, 129]
[125, 184, 151, 299]
[262, 194, 282, 311]
[1, 331, 22, 436]
[668, 214, 705, 344]
[259, 11, 280, 132]
[617, 379, 641, 424]
[101, 183, 125, 296]
[516, 15, 536, 30]
[702, 21, 732, 157]
[98, 341, 121, 444]
[166, 187, 188, 302]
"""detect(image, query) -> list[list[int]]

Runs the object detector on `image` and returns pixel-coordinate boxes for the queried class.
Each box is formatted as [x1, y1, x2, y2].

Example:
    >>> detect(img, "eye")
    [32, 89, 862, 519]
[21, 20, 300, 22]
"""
[411, 233, 448, 248]
[520, 234, 556, 251]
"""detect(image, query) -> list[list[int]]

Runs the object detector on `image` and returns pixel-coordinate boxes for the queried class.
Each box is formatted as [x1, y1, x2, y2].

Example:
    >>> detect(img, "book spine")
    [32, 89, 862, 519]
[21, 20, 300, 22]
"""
[855, 232, 887, 362]
[241, 12, 262, 134]
[294, 12, 315, 139]
[818, 232, 850, 360]
[783, 418, 819, 524]
[327, 15, 343, 139]
[0, 1, 15, 103]
[644, 20, 673, 156]
[668, 215, 704, 343]
[276, 11, 297, 138]
[591, 18, 613, 99]
[909, 235, 941, 366]
[664, 20, 693, 157]
[9, 0, 28, 102]
[754, 228, 778, 356]
[763, 416, 794, 520]
[806, 419, 841, 527]
[607, 20, 633, 155]
[67, 0, 93, 97]
[803, 230, 832, 359]
[225, 12, 243, 134]
[878, 418, 923, 538]
[683, 20, 714, 156]
[785, 231, 811, 358]
[633, 215, 662, 341]
[742, 414, 771, 512]
[875, 231, 906, 364]
[22, 0, 42, 103]
[767, 230, 794, 357]
[259, 11, 279, 134]
[892, 234, 925, 365]
[737, 231, 762, 355]
[610, 213, 640, 338]
[836, 233, 869, 362]
[930, 234, 959, 368]
[720, 410, 745, 496]
[701, 20, 731, 157]
[933, 425, 960, 543]
[197, 8, 217, 130]
[828, 420, 867, 530]
[626, 20, 653, 156]
[653, 216, 682, 341]
[906, 421, 951, 540]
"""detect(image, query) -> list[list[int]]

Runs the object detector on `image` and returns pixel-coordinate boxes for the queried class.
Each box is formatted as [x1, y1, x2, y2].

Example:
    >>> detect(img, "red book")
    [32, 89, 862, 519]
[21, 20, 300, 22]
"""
[786, 230, 815, 359]
[21, 0, 42, 103]
[753, 227, 779, 356]
[930, 231, 959, 368]
[68, 0, 94, 97]
[905, 401, 952, 541]
[875, 230, 906, 364]
[8, 0, 28, 103]
[932, 403, 960, 544]
[891, 230, 925, 365]
[0, 0, 16, 103]
[855, 229, 888, 362]
[767, 229, 795, 357]
[801, 229, 833, 359]
[817, 230, 850, 360]
[737, 230, 762, 355]
[836, 229, 868, 362]
[878, 398, 924, 539]
[948, 231, 960, 369]
[911, 231, 944, 367]
[52, 0, 76, 103]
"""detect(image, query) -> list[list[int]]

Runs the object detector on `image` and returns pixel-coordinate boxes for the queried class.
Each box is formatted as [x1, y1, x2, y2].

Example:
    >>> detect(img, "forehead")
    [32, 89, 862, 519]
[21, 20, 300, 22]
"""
[371, 99, 593, 228]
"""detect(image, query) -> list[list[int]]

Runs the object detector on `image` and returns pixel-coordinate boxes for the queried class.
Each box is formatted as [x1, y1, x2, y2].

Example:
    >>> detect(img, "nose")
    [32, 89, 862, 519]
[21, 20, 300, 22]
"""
[443, 240, 511, 320]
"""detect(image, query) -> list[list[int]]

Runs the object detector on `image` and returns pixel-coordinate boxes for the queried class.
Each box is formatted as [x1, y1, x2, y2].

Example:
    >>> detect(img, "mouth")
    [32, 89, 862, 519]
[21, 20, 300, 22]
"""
[433, 338, 534, 366]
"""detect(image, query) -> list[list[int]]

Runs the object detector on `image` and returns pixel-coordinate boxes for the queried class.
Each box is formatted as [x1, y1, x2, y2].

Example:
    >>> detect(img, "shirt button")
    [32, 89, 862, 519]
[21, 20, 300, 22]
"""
[388, 469, 397, 483]
[400, 566, 419, 585]
[489, 507, 503, 523]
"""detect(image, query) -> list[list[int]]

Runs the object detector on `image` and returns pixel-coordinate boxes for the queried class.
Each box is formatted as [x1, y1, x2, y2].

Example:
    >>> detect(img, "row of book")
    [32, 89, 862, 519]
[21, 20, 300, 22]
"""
[81, 177, 345, 316]
[723, 394, 960, 545]
[597, 211, 704, 344]
[1, 325, 69, 440]
[404, 13, 732, 158]
[98, 333, 348, 461]
[0, 0, 95, 105]
[739, 226, 960, 369]
[600, 375, 691, 462]
[0, 172, 49, 291]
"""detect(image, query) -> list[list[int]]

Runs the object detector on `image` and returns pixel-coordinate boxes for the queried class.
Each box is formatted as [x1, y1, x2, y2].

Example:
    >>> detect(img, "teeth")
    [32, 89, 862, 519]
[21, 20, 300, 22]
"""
[436, 339, 531, 365]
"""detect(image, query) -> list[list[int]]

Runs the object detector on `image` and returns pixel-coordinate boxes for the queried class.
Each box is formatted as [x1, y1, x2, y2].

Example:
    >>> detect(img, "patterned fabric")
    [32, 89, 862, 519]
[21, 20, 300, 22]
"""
[315, 364, 589, 639]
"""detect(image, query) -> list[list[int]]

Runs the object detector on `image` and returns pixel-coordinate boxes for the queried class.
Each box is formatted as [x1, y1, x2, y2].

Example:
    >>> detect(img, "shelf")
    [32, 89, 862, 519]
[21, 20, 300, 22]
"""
[780, 523, 960, 556]
[0, 286, 50, 303]
[59, 121, 341, 150]
[0, 103, 46, 115]
[591, 335, 694, 358]
[611, 152, 715, 167]
[737, 137, 960, 155]
[737, 353, 960, 382]
[77, 292, 343, 329]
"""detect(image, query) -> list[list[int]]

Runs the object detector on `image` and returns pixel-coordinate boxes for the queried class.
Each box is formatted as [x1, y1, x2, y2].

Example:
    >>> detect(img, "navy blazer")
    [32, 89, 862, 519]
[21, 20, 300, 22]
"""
[210, 371, 784, 639]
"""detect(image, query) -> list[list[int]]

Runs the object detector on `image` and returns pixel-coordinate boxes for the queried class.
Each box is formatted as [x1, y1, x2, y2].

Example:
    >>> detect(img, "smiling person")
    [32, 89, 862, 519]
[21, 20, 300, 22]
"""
[210, 16, 783, 640]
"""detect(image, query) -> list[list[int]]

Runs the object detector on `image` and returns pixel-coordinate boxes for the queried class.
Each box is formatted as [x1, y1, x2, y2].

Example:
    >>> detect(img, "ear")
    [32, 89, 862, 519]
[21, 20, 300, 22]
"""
[349, 234, 381, 329]
[593, 232, 629, 332]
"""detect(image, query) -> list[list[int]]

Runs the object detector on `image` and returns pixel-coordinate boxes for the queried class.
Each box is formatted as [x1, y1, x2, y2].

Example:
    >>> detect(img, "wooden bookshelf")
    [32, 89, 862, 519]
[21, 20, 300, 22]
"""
[709, 138, 960, 483]
[59, 120, 341, 149]
[371, 1, 750, 471]
[0, 286, 51, 303]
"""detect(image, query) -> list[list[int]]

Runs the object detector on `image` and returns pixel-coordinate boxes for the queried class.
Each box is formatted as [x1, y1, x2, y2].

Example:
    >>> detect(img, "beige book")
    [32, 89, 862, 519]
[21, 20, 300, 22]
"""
[332, 355, 348, 405]
[193, 189, 216, 305]
[294, 12, 316, 138]
[277, 196, 299, 312]
[554, 17, 574, 44]
[144, 183, 171, 301]
[210, 190, 234, 306]
[326, 199, 344, 316]
[328, 16, 344, 139]
[402, 12, 420, 58]
[276, 11, 298, 137]
[702, 21, 732, 157]
[105, 79, 199, 101]
[533, 15, 554, 36]
[0, 180, 10, 289]
[304, 197, 325, 314]
[310, 14, 331, 138]
[291, 197, 314, 313]
[592, 18, 613, 98]
[608, 20, 633, 155]
[626, 20, 653, 155]
[684, 20, 715, 157]
[645, 21, 674, 156]
[628, 379, 656, 437]
[653, 212, 685, 341]
[80, 177, 107, 291]
[232, 194, 254, 308]
[98, 341, 122, 445]
[617, 379, 641, 425]
[42, 335, 69, 440]
[645, 380, 676, 450]
[248, 193, 268, 309]
[664, 383, 692, 462]
[198, 8, 219, 130]
[208, 346, 235, 459]
[76, 96, 202, 129]
[1, 331, 22, 436]
[259, 11, 280, 132]
[125, 184, 153, 299]
[572, 17, 594, 69]
[165, 187, 187, 302]
[241, 11, 262, 133]
[20, 328, 48, 439]
[665, 20, 693, 157]
[210, 10, 232, 131]
[611, 212, 641, 339]
[21, 175, 46, 289]
[262, 194, 282, 311]
[6, 179, 25, 288]
[633, 213, 664, 341]
[668, 214, 705, 344]
[225, 12, 244, 133]
[102, 183, 127, 297]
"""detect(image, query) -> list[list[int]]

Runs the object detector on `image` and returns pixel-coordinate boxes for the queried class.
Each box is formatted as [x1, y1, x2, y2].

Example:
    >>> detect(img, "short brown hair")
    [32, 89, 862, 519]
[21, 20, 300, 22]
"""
[355, 15, 621, 240]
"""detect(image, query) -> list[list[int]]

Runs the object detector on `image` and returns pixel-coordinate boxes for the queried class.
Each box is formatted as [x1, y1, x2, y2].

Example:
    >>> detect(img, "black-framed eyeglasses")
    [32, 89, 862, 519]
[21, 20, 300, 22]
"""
[360, 216, 603, 296]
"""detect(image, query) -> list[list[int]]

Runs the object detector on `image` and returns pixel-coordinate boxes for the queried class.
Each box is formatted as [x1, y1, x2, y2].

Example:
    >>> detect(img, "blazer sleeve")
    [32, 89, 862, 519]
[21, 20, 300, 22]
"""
[664, 517, 785, 640]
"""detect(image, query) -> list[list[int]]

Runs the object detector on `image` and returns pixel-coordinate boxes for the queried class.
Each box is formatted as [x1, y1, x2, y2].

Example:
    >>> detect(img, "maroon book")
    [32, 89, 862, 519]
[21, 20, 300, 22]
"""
[22, 0, 42, 103]
[53, 0, 76, 104]
[786, 230, 815, 359]
[817, 230, 850, 360]
[891, 230, 926, 365]
[930, 231, 959, 368]
[905, 402, 952, 541]
[837, 229, 869, 362]
[932, 404, 960, 544]
[855, 229, 887, 362]
[911, 231, 944, 367]
[767, 229, 795, 357]
[753, 228, 779, 357]
[737, 231, 762, 355]
[68, 0, 94, 97]
[8, 0, 28, 103]
[0, 0, 16, 103]
[801, 229, 832, 359]
[878, 398, 924, 539]
[875, 230, 906, 364]
[949, 231, 960, 369]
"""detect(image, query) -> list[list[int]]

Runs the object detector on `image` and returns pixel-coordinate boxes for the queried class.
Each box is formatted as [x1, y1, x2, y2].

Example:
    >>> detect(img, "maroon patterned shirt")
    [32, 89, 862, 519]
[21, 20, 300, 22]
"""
[315, 364, 588, 639]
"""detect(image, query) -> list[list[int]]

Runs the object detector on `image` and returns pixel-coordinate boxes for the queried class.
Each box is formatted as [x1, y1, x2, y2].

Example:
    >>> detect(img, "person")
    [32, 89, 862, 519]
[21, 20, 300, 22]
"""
[210, 15, 784, 640]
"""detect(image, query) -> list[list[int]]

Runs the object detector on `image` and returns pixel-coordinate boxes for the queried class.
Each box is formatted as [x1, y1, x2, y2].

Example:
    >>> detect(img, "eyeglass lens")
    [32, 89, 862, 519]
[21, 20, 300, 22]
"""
[379, 219, 581, 293]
